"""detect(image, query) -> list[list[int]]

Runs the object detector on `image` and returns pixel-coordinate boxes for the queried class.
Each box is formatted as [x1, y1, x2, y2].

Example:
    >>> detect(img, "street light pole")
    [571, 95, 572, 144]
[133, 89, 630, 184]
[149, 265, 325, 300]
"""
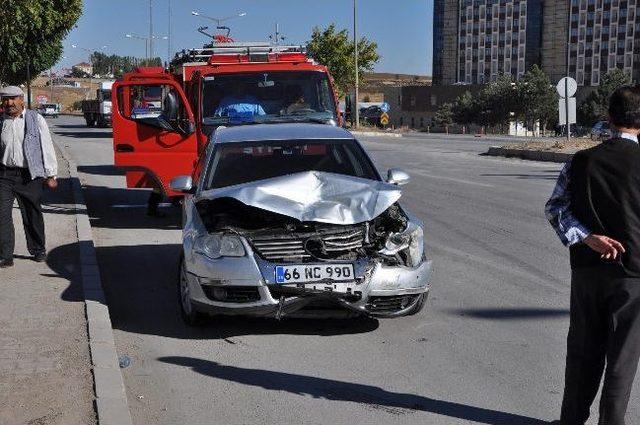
[353, 0, 359, 129]
[565, 0, 571, 142]
[168, 0, 172, 63]
[149, 0, 154, 60]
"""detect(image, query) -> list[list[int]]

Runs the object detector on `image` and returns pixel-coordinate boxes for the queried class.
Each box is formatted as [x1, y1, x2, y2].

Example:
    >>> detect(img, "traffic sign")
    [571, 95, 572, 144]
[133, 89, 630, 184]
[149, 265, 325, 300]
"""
[380, 112, 389, 126]
[556, 77, 577, 98]
[380, 102, 390, 113]
[558, 97, 577, 125]
[36, 94, 48, 104]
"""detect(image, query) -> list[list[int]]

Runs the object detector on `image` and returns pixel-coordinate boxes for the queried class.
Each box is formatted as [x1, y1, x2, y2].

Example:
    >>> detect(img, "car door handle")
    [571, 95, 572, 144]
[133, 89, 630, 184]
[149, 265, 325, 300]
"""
[115, 144, 134, 152]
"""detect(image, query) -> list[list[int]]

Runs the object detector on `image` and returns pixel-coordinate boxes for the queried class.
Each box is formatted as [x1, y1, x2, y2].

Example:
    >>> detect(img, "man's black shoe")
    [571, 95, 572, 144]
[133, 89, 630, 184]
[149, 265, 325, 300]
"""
[33, 252, 47, 262]
[0, 259, 14, 268]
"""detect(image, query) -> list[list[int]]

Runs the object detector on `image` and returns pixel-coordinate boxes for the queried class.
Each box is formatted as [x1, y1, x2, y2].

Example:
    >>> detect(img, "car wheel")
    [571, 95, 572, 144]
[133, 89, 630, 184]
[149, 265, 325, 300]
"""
[405, 292, 429, 316]
[178, 257, 207, 326]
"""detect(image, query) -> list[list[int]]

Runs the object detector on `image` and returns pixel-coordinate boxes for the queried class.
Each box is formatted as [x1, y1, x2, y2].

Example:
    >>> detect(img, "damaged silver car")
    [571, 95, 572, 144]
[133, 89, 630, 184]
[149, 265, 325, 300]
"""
[170, 123, 432, 325]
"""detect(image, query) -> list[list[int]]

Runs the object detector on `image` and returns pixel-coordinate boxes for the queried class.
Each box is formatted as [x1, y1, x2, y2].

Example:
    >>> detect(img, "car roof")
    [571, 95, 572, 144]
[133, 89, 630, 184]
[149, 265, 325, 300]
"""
[212, 123, 354, 144]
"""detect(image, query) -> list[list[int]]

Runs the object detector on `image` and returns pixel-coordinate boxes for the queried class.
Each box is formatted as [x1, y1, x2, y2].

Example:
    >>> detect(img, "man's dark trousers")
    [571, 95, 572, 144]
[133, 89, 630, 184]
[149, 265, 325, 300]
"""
[0, 165, 45, 261]
[561, 265, 640, 424]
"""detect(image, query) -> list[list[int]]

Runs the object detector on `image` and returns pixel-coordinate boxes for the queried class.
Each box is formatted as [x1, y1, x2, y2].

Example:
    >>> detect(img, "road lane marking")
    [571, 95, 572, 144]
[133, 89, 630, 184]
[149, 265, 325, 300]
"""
[409, 170, 494, 188]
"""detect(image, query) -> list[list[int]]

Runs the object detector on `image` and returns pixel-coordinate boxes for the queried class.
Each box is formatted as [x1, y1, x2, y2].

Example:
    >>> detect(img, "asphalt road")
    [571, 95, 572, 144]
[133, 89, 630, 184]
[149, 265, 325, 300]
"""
[49, 116, 639, 425]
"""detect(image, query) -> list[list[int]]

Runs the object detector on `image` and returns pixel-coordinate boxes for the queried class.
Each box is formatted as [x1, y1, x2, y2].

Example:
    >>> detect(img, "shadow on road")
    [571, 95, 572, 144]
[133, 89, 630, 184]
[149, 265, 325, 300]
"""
[449, 307, 568, 320]
[83, 184, 181, 230]
[480, 173, 558, 181]
[55, 130, 113, 139]
[77, 165, 125, 176]
[159, 356, 550, 425]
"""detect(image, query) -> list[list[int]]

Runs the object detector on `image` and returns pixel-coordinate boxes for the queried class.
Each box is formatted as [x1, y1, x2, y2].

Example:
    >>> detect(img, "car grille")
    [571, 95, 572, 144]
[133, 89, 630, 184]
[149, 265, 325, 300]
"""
[367, 295, 420, 313]
[201, 286, 261, 303]
[250, 226, 366, 263]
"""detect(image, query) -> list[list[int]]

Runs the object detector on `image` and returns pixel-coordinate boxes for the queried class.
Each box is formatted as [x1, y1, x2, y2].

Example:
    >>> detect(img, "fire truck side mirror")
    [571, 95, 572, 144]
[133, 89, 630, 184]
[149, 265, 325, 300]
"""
[163, 91, 179, 121]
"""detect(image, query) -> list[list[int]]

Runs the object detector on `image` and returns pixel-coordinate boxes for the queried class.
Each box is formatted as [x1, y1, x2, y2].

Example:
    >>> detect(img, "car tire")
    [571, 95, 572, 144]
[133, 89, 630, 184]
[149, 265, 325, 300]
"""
[405, 292, 428, 316]
[178, 256, 207, 326]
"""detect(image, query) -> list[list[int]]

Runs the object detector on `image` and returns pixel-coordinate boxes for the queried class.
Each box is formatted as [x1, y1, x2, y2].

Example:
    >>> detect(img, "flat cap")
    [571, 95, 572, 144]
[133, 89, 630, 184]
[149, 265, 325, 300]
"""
[0, 86, 25, 98]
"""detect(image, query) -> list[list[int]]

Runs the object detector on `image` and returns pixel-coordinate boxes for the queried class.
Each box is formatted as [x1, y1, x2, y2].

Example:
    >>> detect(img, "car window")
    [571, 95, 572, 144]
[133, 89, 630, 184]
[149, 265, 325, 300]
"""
[205, 139, 379, 189]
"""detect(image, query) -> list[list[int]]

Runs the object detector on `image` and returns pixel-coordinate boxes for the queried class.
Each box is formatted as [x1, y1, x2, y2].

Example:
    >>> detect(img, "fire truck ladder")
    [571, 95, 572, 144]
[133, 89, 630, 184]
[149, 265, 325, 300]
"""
[171, 43, 307, 65]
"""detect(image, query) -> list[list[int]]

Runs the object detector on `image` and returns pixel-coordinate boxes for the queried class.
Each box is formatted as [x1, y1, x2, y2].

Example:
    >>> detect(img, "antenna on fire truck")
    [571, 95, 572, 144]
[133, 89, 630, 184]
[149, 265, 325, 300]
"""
[192, 10, 245, 44]
[268, 22, 286, 45]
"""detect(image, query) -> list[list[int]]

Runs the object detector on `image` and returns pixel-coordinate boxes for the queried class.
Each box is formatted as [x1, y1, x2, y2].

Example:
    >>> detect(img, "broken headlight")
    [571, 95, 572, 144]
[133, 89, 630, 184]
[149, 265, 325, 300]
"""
[379, 222, 424, 267]
[406, 223, 424, 267]
[194, 233, 245, 259]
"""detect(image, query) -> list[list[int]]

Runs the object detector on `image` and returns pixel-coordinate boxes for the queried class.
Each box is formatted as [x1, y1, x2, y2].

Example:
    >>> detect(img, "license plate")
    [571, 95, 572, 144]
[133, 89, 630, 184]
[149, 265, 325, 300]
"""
[275, 264, 355, 284]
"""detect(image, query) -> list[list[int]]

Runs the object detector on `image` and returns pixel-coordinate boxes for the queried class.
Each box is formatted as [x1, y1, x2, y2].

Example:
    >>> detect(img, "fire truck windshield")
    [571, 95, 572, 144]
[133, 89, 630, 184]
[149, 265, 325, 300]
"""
[202, 71, 337, 126]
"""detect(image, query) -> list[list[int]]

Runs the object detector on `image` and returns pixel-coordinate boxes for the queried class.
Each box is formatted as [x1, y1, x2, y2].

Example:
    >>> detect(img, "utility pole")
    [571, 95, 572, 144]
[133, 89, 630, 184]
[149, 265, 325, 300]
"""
[565, 0, 571, 142]
[168, 0, 172, 63]
[149, 0, 154, 60]
[353, 0, 359, 129]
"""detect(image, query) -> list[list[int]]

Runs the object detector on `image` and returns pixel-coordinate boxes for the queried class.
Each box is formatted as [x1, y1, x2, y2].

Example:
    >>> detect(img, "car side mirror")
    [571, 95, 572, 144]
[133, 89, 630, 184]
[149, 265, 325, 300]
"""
[170, 175, 194, 193]
[387, 168, 410, 186]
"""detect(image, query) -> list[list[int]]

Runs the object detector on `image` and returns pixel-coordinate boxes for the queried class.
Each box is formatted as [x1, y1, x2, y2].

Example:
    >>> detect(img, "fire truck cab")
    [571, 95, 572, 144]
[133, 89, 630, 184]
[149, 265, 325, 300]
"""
[111, 43, 341, 197]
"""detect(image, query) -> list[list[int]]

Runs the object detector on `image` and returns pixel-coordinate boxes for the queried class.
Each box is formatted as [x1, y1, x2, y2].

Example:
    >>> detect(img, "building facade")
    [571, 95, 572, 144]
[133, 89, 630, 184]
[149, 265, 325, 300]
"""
[567, 0, 638, 86]
[434, 0, 543, 85]
[434, 0, 640, 87]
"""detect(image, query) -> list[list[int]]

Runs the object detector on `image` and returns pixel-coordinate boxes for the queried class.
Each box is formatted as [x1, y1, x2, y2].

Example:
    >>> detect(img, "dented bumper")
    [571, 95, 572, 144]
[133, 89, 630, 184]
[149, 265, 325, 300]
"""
[183, 239, 432, 318]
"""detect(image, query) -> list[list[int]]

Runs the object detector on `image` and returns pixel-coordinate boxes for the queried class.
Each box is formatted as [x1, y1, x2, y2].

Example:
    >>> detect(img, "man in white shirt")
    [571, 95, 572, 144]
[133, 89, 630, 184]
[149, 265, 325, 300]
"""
[0, 86, 58, 268]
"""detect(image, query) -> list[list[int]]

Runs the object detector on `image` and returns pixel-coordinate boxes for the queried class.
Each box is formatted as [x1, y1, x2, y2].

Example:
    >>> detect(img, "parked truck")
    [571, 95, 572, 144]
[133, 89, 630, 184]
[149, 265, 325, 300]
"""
[111, 40, 341, 198]
[82, 81, 114, 127]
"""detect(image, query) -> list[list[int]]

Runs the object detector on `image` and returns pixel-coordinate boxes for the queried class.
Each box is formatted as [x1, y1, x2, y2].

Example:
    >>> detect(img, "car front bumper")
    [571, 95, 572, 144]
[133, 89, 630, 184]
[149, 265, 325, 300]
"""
[184, 250, 432, 319]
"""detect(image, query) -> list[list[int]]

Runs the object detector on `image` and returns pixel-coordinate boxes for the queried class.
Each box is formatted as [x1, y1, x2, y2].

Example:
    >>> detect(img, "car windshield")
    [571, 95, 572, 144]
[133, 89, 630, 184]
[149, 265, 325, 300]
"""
[205, 139, 378, 189]
[201, 72, 337, 126]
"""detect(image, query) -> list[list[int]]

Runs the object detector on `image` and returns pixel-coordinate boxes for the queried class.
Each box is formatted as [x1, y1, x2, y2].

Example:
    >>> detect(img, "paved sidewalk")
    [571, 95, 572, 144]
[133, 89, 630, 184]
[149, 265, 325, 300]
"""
[0, 148, 96, 425]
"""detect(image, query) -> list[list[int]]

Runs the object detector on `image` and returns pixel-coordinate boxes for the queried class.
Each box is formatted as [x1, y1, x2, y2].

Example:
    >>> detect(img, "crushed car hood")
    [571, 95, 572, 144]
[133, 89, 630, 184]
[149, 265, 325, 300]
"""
[198, 171, 402, 225]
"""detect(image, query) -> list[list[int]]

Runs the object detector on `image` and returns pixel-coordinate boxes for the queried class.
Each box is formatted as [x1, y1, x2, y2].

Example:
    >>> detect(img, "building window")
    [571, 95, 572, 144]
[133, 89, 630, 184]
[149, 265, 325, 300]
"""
[592, 70, 600, 85]
[420, 117, 424, 127]
[430, 95, 437, 106]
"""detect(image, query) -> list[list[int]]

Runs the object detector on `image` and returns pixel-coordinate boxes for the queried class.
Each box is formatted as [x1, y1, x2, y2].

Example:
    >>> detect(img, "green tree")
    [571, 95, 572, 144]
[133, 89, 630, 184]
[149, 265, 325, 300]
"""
[307, 24, 380, 96]
[452, 91, 476, 125]
[0, 1, 83, 85]
[70, 67, 91, 78]
[578, 68, 632, 126]
[477, 74, 515, 131]
[516, 65, 558, 134]
[434, 102, 454, 131]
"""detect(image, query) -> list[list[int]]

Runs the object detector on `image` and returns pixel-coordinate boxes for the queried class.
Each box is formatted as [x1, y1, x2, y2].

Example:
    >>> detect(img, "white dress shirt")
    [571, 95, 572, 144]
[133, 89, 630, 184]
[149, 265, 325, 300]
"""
[1, 110, 57, 177]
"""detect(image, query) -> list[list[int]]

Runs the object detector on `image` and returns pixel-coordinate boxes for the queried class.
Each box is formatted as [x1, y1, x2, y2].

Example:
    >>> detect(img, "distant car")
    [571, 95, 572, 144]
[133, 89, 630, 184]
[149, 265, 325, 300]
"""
[360, 106, 383, 127]
[37, 103, 60, 118]
[591, 121, 612, 140]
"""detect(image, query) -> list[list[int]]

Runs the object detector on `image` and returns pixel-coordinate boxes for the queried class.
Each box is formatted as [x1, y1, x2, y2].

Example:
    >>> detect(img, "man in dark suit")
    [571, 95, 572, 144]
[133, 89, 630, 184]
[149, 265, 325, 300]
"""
[547, 86, 640, 424]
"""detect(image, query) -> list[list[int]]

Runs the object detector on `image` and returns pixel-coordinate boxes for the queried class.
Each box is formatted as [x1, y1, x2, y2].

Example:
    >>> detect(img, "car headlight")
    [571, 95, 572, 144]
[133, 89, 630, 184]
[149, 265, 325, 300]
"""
[194, 233, 245, 259]
[406, 223, 424, 267]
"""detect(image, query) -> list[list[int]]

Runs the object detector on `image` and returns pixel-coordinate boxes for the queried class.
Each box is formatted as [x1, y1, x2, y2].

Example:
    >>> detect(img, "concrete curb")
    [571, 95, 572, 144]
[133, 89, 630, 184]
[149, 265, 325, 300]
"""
[485, 146, 573, 163]
[54, 140, 133, 425]
[351, 130, 403, 138]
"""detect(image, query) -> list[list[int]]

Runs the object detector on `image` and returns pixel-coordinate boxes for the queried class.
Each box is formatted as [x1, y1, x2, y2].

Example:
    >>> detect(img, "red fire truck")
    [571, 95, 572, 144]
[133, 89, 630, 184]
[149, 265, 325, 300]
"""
[111, 42, 341, 197]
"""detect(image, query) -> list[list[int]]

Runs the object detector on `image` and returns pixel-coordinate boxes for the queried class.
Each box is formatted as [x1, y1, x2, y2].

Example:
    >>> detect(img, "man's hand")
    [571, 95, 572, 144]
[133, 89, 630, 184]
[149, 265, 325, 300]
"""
[44, 177, 58, 189]
[583, 234, 626, 260]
